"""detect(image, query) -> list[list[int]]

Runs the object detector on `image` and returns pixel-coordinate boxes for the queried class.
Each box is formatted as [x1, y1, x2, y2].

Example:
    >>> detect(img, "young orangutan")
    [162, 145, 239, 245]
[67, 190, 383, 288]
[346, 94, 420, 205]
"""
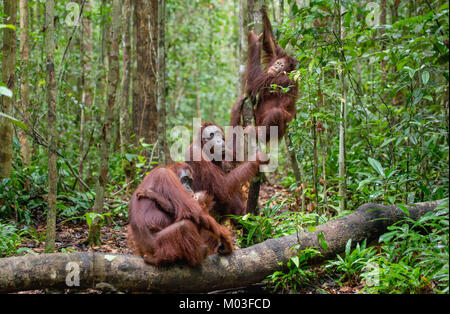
[230, 11, 298, 141]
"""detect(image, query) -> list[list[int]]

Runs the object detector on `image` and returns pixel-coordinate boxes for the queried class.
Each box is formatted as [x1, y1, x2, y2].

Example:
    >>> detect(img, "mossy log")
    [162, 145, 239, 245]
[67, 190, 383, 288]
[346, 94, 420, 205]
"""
[0, 199, 443, 293]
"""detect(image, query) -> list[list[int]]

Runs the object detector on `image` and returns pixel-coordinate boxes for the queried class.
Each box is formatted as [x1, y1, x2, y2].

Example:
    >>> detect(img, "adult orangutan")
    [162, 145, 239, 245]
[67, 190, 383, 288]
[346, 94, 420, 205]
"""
[127, 162, 233, 266]
[186, 122, 269, 217]
[230, 11, 298, 141]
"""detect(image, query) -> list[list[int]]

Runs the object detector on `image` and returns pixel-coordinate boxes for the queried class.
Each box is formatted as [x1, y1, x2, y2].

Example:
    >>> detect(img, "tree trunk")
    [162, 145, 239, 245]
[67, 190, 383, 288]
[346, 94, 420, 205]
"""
[87, 0, 122, 246]
[244, 0, 266, 215]
[238, 0, 249, 96]
[318, 79, 328, 214]
[0, 0, 17, 179]
[320, 129, 328, 213]
[132, 0, 158, 149]
[157, 0, 168, 165]
[78, 0, 94, 189]
[285, 136, 302, 187]
[286, 135, 306, 211]
[89, 0, 108, 182]
[336, 0, 347, 213]
[0, 199, 443, 293]
[120, 0, 133, 191]
[19, 0, 31, 166]
[44, 0, 58, 253]
[380, 0, 387, 72]
[193, 56, 202, 119]
[312, 116, 319, 213]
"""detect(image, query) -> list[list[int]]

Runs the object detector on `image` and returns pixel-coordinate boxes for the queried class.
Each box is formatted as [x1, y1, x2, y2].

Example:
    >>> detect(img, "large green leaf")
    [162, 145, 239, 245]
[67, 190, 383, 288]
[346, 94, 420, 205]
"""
[0, 86, 13, 98]
[368, 157, 385, 178]
[0, 112, 29, 132]
[422, 71, 430, 85]
[0, 24, 16, 30]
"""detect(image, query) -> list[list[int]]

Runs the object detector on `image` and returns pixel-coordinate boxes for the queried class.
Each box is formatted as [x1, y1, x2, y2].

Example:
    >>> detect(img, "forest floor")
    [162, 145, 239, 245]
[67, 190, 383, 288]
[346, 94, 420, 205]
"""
[15, 182, 362, 294]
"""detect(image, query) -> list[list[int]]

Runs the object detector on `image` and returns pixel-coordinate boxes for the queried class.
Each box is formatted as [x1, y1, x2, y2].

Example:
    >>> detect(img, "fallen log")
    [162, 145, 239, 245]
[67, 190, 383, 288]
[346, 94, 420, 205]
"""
[0, 199, 444, 293]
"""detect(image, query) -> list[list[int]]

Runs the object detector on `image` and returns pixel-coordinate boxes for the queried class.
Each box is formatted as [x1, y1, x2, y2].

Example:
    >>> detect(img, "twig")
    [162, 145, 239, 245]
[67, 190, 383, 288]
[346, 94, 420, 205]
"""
[24, 123, 90, 191]
[57, 0, 87, 85]
[111, 139, 159, 197]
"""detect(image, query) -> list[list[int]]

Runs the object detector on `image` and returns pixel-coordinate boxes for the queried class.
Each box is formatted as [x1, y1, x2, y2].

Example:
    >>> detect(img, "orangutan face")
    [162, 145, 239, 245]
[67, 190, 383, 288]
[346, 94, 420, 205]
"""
[177, 166, 194, 194]
[267, 57, 287, 76]
[202, 125, 225, 157]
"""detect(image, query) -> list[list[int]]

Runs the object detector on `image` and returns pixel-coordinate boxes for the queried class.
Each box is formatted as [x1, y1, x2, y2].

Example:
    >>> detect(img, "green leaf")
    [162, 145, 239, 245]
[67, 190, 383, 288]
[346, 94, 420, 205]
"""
[317, 232, 327, 251]
[0, 112, 29, 132]
[125, 153, 137, 162]
[421, 71, 429, 85]
[0, 24, 16, 30]
[0, 86, 13, 98]
[345, 239, 352, 257]
[291, 256, 300, 268]
[379, 231, 396, 243]
[397, 204, 410, 217]
[368, 157, 385, 178]
[357, 177, 377, 190]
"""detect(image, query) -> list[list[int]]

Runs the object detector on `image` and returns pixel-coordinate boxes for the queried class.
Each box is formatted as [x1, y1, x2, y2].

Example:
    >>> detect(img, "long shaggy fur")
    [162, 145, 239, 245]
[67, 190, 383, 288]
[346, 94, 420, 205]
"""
[230, 11, 298, 140]
[128, 162, 233, 266]
[186, 123, 266, 216]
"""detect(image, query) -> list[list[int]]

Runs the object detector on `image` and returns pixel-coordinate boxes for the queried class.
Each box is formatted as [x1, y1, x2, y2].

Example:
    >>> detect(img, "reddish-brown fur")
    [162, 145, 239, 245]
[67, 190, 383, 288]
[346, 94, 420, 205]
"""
[193, 191, 233, 255]
[128, 162, 233, 266]
[230, 11, 298, 140]
[186, 123, 268, 216]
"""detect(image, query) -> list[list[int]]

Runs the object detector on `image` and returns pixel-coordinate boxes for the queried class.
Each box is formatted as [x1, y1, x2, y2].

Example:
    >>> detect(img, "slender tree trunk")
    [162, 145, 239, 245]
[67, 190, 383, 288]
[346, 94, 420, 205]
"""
[318, 80, 328, 214]
[279, 0, 284, 24]
[312, 116, 319, 214]
[19, 0, 31, 166]
[238, 0, 249, 96]
[277, 0, 300, 193]
[78, 0, 94, 189]
[120, 0, 133, 190]
[380, 0, 387, 72]
[132, 0, 158, 149]
[244, 0, 266, 215]
[286, 135, 305, 211]
[336, 0, 347, 213]
[89, 0, 107, 182]
[193, 56, 202, 119]
[209, 79, 215, 122]
[0, 0, 17, 179]
[44, 0, 58, 253]
[87, 0, 122, 246]
[157, 0, 168, 165]
[320, 133, 328, 212]
[285, 136, 301, 186]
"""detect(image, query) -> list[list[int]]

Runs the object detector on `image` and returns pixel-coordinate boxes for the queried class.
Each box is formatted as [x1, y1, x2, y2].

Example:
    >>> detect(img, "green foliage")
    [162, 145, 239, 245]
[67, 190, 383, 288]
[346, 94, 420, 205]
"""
[283, 0, 449, 211]
[230, 194, 327, 247]
[267, 246, 321, 293]
[325, 239, 376, 283]
[0, 166, 47, 224]
[0, 222, 22, 257]
[361, 198, 449, 294]
[230, 195, 286, 247]
[0, 85, 13, 98]
[64, 211, 112, 230]
[357, 157, 402, 203]
[166, 0, 238, 129]
[57, 191, 95, 219]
